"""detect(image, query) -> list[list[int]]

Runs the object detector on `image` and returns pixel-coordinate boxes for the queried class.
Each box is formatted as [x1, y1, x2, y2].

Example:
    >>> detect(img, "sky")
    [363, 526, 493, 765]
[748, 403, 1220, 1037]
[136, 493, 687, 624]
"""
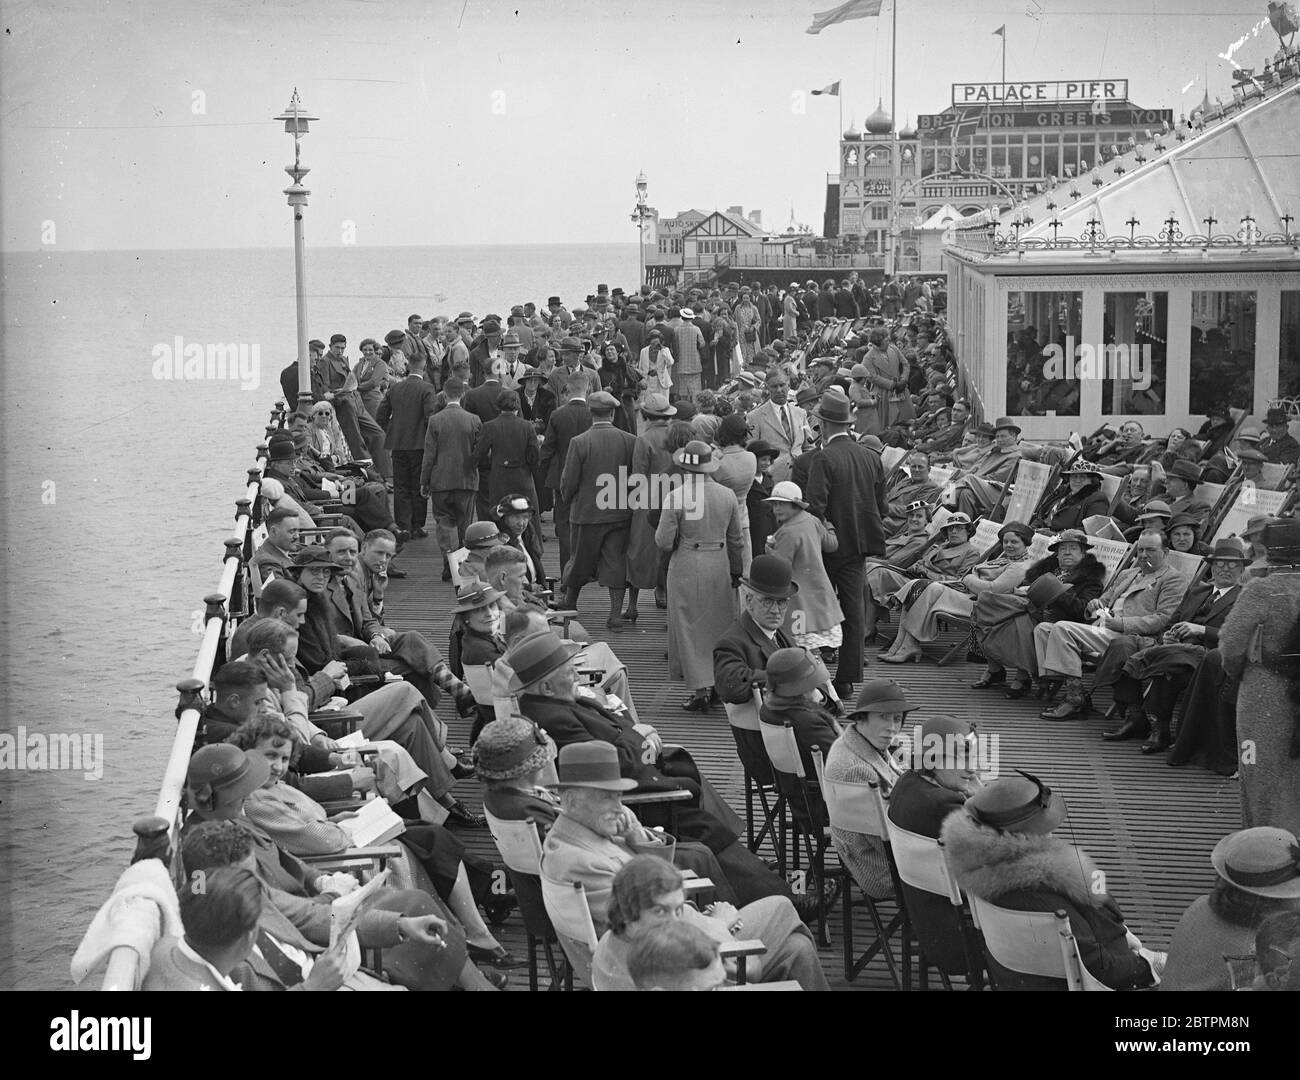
[0, 0, 1278, 250]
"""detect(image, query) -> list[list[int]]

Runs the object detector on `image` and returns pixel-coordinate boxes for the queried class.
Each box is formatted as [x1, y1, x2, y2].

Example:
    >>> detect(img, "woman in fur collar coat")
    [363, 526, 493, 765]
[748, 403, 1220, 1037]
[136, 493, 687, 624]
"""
[942, 772, 1160, 990]
[1218, 524, 1300, 834]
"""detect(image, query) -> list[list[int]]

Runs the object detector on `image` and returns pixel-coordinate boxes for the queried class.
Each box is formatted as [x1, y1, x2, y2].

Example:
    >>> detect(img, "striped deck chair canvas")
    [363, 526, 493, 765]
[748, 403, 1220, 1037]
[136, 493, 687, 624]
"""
[1000, 459, 1052, 528]
[1086, 537, 1132, 585]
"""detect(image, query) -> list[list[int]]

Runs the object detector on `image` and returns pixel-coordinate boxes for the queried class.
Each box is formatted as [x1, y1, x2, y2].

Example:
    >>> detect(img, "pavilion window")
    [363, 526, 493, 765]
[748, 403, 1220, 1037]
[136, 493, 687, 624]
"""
[1190, 291, 1257, 415]
[1103, 292, 1168, 416]
[1279, 292, 1300, 400]
[1005, 289, 1083, 417]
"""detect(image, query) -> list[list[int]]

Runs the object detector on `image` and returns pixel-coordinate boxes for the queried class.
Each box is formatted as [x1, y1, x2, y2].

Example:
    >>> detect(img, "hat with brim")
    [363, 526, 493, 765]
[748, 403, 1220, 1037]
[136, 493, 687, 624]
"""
[1025, 573, 1069, 607]
[1209, 539, 1250, 562]
[1048, 528, 1091, 552]
[559, 337, 584, 353]
[1265, 407, 1289, 426]
[943, 512, 976, 538]
[766, 648, 829, 698]
[588, 390, 619, 411]
[809, 357, 835, 370]
[673, 440, 720, 474]
[450, 582, 506, 614]
[903, 499, 932, 519]
[496, 493, 534, 517]
[640, 393, 676, 418]
[556, 740, 637, 791]
[965, 771, 1064, 836]
[1166, 513, 1201, 533]
[747, 439, 780, 462]
[288, 545, 339, 573]
[186, 744, 271, 803]
[473, 717, 557, 782]
[993, 417, 1022, 435]
[1211, 828, 1300, 898]
[1236, 447, 1266, 464]
[764, 481, 807, 509]
[1063, 459, 1103, 478]
[741, 554, 799, 598]
[1167, 460, 1202, 484]
[465, 521, 508, 550]
[849, 678, 913, 718]
[1135, 500, 1173, 522]
[812, 388, 854, 425]
[795, 386, 821, 408]
[505, 630, 583, 694]
[974, 423, 996, 439]
[518, 366, 547, 382]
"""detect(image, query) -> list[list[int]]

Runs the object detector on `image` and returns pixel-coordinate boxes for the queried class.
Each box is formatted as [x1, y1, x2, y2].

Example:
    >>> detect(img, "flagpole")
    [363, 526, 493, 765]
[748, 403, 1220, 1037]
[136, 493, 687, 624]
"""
[886, 0, 898, 276]
[1002, 27, 1007, 87]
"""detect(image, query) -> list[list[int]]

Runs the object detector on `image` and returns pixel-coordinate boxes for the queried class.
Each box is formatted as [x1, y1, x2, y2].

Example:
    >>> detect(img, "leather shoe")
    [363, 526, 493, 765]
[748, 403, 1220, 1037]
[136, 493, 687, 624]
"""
[832, 680, 854, 701]
[972, 671, 1006, 690]
[478, 968, 510, 990]
[451, 761, 477, 780]
[445, 800, 486, 827]
[1141, 721, 1171, 755]
[681, 692, 711, 712]
[392, 529, 411, 543]
[412, 527, 429, 538]
[1004, 682, 1030, 699]
[1102, 718, 1149, 742]
[654, 587, 668, 609]
[467, 943, 526, 969]
[387, 567, 407, 579]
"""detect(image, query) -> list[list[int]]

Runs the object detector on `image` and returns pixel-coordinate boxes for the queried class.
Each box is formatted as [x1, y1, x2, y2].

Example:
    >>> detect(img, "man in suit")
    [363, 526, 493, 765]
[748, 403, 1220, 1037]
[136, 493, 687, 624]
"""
[462, 364, 504, 425]
[804, 389, 888, 698]
[1259, 406, 1300, 465]
[467, 318, 504, 388]
[882, 452, 943, 535]
[547, 337, 602, 401]
[1037, 531, 1186, 720]
[1162, 459, 1211, 529]
[475, 389, 540, 521]
[540, 373, 594, 582]
[377, 351, 437, 538]
[250, 507, 301, 583]
[559, 391, 636, 628]
[1098, 538, 1247, 751]
[745, 370, 805, 483]
[420, 377, 481, 580]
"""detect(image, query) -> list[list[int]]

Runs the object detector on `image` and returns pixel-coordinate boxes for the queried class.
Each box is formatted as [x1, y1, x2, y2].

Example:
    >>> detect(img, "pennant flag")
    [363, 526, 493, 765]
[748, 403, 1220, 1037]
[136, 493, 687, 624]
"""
[811, 81, 842, 96]
[993, 24, 1005, 37]
[806, 0, 883, 35]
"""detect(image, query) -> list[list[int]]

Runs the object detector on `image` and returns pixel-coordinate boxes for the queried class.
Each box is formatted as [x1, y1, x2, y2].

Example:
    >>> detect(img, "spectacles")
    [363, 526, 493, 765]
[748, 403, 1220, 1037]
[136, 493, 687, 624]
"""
[753, 596, 790, 609]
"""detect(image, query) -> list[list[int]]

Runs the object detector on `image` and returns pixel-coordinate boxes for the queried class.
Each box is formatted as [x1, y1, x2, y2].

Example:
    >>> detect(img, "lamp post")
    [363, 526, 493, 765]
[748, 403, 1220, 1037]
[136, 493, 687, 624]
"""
[631, 171, 650, 288]
[275, 89, 318, 416]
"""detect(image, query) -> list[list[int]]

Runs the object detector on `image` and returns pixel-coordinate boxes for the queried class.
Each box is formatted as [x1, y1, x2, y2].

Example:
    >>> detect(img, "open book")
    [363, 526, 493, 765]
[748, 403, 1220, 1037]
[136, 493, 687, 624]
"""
[338, 798, 406, 848]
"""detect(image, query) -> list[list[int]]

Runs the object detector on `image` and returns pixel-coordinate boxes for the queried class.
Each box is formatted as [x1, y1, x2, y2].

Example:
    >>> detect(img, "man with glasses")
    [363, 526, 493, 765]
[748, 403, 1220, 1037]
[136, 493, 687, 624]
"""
[1037, 532, 1186, 720]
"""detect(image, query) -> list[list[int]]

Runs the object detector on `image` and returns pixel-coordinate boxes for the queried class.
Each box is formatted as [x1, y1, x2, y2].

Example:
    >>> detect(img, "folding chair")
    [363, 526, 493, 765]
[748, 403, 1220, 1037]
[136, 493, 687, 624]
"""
[759, 721, 834, 946]
[811, 751, 903, 987]
[723, 688, 785, 857]
[999, 459, 1055, 527]
[966, 895, 1111, 991]
[882, 819, 985, 990]
[483, 811, 571, 991]
[448, 547, 472, 588]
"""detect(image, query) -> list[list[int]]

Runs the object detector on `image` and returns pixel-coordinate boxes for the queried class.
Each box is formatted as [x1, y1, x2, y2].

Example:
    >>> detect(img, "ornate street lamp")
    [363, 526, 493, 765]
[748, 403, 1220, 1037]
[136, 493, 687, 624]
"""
[275, 89, 318, 415]
[630, 171, 651, 288]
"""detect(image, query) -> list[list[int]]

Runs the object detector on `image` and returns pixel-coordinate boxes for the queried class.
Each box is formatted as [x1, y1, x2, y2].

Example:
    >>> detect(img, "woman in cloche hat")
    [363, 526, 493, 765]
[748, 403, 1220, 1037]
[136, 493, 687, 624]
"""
[655, 441, 746, 712]
[942, 771, 1164, 989]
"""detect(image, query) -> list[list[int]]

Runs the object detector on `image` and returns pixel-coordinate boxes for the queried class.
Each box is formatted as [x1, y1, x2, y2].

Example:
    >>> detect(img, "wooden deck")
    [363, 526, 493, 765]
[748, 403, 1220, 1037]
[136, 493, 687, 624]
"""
[384, 517, 1242, 991]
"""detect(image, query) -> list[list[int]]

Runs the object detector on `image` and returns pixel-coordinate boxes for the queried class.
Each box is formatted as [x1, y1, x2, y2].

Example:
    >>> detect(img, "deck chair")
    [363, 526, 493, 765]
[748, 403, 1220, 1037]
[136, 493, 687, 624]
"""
[812, 749, 903, 988]
[1258, 462, 1292, 491]
[1164, 550, 1206, 592]
[971, 517, 1002, 555]
[483, 811, 572, 991]
[724, 688, 784, 857]
[1212, 484, 1291, 543]
[882, 820, 985, 990]
[1099, 472, 1123, 513]
[966, 896, 1111, 991]
[1086, 536, 1133, 585]
[759, 721, 834, 947]
[999, 459, 1054, 527]
[448, 547, 472, 588]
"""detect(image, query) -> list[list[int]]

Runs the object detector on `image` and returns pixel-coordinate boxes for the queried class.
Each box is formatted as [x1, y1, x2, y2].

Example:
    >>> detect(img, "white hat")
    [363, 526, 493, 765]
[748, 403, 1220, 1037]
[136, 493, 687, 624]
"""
[763, 481, 807, 508]
[680, 307, 695, 319]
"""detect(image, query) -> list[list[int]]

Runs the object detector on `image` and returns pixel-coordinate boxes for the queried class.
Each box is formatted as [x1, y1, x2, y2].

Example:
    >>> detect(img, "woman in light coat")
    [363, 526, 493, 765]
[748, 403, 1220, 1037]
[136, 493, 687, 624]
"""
[735, 292, 763, 367]
[764, 481, 843, 652]
[711, 414, 758, 572]
[881, 521, 1034, 664]
[655, 441, 744, 711]
[855, 327, 908, 436]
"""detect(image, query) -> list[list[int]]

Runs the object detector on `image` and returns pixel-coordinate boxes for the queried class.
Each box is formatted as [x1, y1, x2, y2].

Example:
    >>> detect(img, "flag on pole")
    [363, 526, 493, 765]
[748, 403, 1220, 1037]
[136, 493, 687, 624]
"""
[811, 81, 842, 96]
[806, 0, 883, 35]
[993, 24, 1005, 37]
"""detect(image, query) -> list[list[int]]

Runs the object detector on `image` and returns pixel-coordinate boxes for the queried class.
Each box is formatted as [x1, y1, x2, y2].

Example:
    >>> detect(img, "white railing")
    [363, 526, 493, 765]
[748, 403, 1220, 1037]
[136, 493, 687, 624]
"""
[98, 406, 279, 989]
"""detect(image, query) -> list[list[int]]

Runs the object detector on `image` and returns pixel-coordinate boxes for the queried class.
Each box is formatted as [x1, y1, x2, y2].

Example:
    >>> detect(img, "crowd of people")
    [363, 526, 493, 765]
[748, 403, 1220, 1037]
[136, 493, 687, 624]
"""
[80, 272, 1300, 993]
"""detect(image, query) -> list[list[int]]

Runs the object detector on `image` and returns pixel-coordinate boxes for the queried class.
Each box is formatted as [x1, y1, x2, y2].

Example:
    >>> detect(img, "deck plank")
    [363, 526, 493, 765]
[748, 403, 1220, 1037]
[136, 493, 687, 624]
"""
[383, 517, 1239, 990]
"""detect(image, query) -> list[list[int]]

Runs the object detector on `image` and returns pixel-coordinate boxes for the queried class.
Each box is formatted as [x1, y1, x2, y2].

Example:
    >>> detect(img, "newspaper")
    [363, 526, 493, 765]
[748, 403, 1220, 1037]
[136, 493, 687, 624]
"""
[329, 867, 391, 950]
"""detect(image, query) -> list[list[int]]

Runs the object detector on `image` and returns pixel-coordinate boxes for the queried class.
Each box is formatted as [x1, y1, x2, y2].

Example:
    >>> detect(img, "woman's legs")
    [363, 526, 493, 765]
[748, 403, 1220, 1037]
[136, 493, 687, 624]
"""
[446, 863, 504, 951]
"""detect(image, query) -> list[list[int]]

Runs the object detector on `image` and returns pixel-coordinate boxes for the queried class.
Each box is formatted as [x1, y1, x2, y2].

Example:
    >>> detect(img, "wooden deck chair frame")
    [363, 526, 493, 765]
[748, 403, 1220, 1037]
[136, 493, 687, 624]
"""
[759, 722, 835, 947]
[540, 875, 758, 988]
[811, 749, 903, 987]
[483, 811, 573, 991]
[998, 458, 1057, 528]
[882, 819, 986, 990]
[723, 687, 785, 857]
[966, 895, 1111, 991]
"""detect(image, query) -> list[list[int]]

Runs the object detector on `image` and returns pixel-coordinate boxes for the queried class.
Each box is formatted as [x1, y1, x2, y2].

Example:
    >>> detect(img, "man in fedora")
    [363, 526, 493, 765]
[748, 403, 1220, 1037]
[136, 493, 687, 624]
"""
[1037, 530, 1185, 721]
[547, 337, 602, 403]
[511, 633, 792, 907]
[1259, 406, 1299, 465]
[804, 388, 888, 698]
[745, 368, 805, 483]
[1162, 459, 1210, 528]
[560, 391, 637, 629]
[949, 416, 1023, 518]
[1096, 537, 1247, 743]
[541, 743, 827, 987]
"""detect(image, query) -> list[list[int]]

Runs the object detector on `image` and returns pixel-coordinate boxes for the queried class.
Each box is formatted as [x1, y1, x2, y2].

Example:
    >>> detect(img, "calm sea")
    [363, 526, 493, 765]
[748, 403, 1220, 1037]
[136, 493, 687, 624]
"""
[0, 242, 639, 989]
